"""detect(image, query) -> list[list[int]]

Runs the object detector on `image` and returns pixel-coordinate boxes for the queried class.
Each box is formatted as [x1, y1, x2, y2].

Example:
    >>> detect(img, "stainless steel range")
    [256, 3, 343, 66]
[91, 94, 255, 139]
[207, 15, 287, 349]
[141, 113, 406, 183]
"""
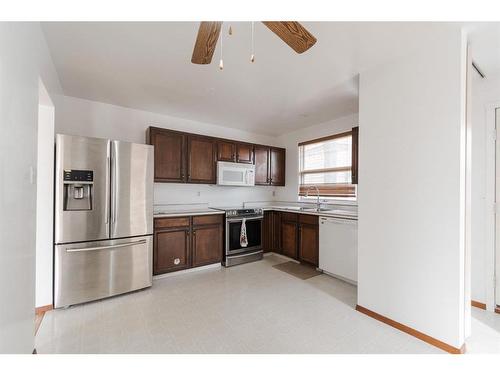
[214, 207, 264, 267]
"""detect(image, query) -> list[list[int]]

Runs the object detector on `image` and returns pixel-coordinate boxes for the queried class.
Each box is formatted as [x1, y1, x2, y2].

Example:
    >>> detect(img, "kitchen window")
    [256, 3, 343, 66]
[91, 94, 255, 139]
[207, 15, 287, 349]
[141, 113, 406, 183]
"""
[298, 127, 358, 198]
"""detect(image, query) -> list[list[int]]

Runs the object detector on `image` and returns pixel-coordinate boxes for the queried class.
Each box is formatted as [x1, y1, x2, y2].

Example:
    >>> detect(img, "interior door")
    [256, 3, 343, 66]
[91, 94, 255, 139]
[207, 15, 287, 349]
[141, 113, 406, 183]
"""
[111, 140, 154, 239]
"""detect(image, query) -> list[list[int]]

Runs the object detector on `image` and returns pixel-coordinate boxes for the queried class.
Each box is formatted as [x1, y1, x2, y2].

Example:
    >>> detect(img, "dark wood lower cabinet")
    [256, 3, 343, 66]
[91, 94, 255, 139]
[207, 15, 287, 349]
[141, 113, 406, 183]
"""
[154, 215, 223, 275]
[276, 212, 318, 266]
[298, 223, 319, 266]
[281, 219, 298, 259]
[154, 211, 317, 274]
[263, 211, 273, 253]
[192, 224, 222, 267]
[154, 228, 190, 274]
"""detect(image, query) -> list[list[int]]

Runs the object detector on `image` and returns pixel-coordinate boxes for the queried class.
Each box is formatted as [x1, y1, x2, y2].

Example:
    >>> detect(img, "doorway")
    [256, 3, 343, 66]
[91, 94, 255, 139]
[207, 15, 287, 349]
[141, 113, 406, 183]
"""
[35, 79, 55, 325]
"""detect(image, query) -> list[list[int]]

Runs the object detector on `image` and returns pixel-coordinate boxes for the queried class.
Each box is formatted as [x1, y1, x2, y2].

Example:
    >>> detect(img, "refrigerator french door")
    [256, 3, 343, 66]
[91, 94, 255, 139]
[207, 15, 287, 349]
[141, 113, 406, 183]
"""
[54, 134, 154, 308]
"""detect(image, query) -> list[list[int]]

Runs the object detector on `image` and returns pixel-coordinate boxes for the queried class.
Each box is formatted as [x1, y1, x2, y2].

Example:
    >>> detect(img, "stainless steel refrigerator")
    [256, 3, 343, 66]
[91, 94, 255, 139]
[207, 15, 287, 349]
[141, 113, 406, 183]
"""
[54, 134, 154, 308]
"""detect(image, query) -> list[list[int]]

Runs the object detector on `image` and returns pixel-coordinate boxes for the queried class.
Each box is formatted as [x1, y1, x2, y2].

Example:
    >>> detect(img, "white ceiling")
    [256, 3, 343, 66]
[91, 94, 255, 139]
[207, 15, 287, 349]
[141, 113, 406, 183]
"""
[42, 22, 500, 136]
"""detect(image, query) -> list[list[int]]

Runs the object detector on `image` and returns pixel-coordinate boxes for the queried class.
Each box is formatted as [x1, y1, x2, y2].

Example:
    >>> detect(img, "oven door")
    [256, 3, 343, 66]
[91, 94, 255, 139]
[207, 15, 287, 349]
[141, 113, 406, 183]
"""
[226, 216, 263, 255]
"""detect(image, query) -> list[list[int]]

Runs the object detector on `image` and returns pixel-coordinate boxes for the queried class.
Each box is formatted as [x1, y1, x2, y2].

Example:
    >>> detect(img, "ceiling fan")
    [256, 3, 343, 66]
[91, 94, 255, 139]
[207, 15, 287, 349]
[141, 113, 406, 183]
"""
[191, 21, 317, 65]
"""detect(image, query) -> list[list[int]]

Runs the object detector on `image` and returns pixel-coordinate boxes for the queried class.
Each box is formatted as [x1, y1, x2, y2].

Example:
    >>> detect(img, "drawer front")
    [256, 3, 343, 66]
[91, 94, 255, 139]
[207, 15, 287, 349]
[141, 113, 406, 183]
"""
[154, 217, 190, 229]
[299, 214, 319, 225]
[281, 212, 298, 222]
[54, 236, 152, 308]
[193, 214, 223, 226]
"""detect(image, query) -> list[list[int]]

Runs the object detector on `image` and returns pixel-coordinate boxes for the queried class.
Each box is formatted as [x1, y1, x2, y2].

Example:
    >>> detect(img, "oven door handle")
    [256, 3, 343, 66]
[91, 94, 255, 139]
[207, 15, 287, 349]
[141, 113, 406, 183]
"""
[226, 216, 263, 223]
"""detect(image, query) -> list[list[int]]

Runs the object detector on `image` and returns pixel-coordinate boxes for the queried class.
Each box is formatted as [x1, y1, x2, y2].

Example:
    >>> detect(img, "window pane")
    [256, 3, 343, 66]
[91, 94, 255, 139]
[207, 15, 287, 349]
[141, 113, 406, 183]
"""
[302, 136, 352, 171]
[303, 171, 352, 184]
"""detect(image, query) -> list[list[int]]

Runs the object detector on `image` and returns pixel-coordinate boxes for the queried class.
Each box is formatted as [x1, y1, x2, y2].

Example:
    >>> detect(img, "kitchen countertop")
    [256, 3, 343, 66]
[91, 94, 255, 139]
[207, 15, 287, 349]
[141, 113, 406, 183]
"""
[262, 206, 358, 219]
[153, 208, 224, 218]
[153, 202, 357, 220]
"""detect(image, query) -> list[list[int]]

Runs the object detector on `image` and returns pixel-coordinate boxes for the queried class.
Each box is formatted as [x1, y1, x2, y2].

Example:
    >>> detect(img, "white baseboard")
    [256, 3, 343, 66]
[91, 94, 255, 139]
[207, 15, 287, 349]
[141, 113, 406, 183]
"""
[153, 263, 222, 280]
[322, 270, 357, 286]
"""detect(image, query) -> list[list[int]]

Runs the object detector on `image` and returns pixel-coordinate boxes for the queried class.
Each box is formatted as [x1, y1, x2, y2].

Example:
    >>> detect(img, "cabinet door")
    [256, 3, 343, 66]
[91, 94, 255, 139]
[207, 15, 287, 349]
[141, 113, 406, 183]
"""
[281, 220, 298, 259]
[150, 129, 185, 182]
[154, 228, 190, 275]
[299, 223, 319, 266]
[187, 136, 216, 184]
[273, 211, 282, 252]
[192, 224, 222, 267]
[270, 148, 285, 186]
[263, 211, 273, 252]
[217, 141, 236, 162]
[236, 143, 254, 164]
[254, 146, 270, 185]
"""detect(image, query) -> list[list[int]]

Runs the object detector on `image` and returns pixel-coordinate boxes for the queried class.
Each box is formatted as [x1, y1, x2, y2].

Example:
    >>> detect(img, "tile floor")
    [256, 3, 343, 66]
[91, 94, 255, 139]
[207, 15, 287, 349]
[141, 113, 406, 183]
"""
[35, 254, 499, 354]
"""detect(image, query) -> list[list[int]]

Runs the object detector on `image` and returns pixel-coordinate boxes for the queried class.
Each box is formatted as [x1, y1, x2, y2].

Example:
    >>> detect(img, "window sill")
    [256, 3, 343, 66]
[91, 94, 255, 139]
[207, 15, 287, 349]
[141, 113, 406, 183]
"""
[298, 196, 357, 205]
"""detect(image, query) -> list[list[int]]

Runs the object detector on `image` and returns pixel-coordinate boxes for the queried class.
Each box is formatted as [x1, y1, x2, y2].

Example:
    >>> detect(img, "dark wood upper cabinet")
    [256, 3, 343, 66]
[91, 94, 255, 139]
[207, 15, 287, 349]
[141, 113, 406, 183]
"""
[148, 128, 185, 182]
[217, 141, 236, 162]
[270, 148, 286, 186]
[148, 126, 285, 186]
[236, 143, 254, 164]
[187, 136, 216, 184]
[254, 146, 270, 185]
[351, 126, 359, 185]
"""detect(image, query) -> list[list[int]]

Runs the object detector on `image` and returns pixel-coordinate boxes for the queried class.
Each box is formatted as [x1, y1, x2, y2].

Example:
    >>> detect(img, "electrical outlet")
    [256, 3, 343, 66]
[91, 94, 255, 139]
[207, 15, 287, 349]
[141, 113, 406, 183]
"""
[272, 191, 276, 197]
[197, 191, 201, 197]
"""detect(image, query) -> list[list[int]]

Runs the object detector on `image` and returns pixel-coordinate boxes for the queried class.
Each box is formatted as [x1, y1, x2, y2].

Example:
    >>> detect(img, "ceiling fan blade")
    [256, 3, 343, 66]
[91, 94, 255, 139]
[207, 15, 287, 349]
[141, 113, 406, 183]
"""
[262, 21, 317, 54]
[191, 21, 222, 64]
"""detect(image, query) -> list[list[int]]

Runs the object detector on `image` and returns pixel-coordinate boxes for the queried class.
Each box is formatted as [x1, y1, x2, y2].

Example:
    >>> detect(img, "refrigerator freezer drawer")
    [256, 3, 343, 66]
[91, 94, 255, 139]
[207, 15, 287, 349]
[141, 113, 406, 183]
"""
[54, 236, 153, 308]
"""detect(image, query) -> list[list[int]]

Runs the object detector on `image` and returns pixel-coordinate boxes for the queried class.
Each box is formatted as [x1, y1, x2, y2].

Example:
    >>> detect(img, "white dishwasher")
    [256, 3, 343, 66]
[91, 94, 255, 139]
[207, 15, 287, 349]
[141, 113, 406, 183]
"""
[319, 216, 358, 285]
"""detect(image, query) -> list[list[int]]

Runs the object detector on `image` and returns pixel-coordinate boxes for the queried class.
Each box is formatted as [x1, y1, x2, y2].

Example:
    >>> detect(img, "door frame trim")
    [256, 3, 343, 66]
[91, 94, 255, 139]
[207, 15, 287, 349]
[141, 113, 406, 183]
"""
[486, 104, 500, 311]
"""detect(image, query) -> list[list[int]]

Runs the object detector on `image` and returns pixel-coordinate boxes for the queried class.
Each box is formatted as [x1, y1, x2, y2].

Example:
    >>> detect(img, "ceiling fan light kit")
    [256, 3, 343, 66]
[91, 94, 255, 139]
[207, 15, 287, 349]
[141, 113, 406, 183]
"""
[191, 21, 316, 69]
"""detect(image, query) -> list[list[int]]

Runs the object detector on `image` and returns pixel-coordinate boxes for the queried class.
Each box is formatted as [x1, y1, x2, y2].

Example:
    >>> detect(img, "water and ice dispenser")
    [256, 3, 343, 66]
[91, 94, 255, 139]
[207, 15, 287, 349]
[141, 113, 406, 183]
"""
[63, 169, 94, 211]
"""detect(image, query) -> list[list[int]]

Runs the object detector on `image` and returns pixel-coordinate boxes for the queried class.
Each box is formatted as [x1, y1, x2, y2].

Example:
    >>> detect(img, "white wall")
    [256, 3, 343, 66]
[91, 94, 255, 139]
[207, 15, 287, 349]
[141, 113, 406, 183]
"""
[54, 95, 283, 207]
[35, 81, 55, 308]
[0, 22, 62, 353]
[275, 113, 359, 202]
[357, 26, 467, 349]
[470, 72, 500, 306]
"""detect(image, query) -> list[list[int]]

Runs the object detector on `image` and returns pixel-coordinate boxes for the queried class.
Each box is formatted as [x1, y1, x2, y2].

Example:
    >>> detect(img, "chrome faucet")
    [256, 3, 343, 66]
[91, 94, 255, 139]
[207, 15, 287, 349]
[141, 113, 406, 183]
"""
[305, 185, 321, 211]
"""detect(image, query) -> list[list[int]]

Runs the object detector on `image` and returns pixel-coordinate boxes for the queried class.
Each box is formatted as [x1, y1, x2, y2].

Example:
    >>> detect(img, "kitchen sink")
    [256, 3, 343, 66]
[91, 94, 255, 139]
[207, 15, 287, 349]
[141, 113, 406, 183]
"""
[300, 207, 332, 212]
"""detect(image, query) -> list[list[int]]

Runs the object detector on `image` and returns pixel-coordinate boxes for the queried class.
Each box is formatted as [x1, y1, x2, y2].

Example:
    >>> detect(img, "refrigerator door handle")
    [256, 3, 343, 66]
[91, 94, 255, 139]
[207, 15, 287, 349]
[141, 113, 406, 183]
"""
[111, 143, 117, 226]
[66, 239, 147, 253]
[104, 154, 110, 227]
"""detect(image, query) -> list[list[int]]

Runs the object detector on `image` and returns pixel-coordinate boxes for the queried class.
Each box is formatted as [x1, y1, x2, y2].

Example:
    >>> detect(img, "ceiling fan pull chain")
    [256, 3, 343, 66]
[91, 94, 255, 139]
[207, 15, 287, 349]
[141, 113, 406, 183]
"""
[250, 21, 255, 63]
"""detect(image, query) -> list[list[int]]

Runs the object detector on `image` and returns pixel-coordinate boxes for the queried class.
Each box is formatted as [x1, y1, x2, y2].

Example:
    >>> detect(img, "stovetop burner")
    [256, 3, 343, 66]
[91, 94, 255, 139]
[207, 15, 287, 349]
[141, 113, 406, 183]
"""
[211, 206, 263, 218]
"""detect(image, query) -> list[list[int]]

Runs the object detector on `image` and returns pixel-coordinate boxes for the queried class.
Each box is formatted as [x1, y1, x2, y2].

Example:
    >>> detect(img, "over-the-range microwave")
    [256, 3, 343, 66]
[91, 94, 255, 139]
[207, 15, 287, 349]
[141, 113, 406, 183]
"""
[217, 161, 255, 186]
